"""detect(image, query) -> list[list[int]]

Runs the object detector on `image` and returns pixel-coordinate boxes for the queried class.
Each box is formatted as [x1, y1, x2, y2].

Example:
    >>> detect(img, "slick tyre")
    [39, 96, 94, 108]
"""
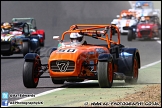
[23, 60, 41, 88]
[22, 42, 29, 57]
[51, 78, 64, 84]
[35, 38, 41, 55]
[125, 56, 138, 84]
[127, 30, 133, 41]
[97, 60, 113, 88]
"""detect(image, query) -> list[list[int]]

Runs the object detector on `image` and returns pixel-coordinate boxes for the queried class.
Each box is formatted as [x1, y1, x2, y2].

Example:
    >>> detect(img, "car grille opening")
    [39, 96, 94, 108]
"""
[140, 30, 151, 35]
[50, 60, 75, 72]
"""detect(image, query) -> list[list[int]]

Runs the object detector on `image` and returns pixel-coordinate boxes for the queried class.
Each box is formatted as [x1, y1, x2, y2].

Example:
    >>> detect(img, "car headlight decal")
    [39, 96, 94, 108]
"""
[141, 26, 150, 28]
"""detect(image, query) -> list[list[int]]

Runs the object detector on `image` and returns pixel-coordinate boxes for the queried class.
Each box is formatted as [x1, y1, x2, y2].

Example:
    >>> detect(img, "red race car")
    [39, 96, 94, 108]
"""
[128, 16, 161, 41]
[12, 18, 45, 46]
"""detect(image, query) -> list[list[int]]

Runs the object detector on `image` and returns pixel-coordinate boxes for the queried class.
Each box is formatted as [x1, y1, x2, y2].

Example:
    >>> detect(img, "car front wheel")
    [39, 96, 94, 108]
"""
[23, 59, 41, 88]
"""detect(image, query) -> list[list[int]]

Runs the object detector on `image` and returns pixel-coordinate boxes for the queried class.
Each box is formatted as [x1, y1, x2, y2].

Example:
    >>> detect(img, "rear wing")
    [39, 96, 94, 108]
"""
[60, 24, 120, 49]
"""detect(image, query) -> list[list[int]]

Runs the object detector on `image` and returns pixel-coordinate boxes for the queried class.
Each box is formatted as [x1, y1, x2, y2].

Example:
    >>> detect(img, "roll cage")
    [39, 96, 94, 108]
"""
[60, 24, 120, 49]
[1, 22, 30, 36]
[12, 22, 30, 36]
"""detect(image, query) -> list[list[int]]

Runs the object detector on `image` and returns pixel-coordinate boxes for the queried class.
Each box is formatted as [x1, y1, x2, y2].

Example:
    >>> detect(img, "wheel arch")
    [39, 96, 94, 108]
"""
[118, 48, 140, 76]
[98, 53, 113, 62]
[50, 47, 57, 55]
[24, 53, 41, 62]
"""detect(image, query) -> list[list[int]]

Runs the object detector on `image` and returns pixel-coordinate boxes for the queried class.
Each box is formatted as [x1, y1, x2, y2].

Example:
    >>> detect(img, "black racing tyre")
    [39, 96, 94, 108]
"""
[22, 42, 29, 57]
[133, 32, 136, 39]
[30, 36, 41, 55]
[34, 40, 41, 55]
[97, 60, 113, 88]
[51, 78, 64, 84]
[23, 60, 41, 88]
[127, 30, 133, 41]
[125, 56, 138, 84]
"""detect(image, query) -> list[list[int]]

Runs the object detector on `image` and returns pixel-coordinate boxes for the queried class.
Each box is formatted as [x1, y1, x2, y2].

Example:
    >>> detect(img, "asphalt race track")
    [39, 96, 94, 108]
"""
[1, 1, 161, 102]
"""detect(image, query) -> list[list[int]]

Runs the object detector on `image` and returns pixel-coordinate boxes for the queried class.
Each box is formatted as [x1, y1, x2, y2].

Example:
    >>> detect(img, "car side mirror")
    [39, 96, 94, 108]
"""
[53, 36, 60, 40]
[116, 15, 120, 18]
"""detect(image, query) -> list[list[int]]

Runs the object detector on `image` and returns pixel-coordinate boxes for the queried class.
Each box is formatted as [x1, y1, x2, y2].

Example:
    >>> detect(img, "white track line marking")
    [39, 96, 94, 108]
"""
[140, 60, 161, 69]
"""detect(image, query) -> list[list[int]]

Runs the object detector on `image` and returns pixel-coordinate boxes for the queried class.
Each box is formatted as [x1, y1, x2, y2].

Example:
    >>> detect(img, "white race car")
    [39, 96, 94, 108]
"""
[111, 10, 138, 34]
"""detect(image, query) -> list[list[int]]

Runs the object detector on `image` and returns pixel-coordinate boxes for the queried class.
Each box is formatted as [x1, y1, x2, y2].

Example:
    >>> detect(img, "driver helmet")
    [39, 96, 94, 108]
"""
[1, 22, 12, 34]
[2, 22, 11, 30]
[141, 16, 145, 22]
[121, 13, 127, 18]
[70, 33, 85, 43]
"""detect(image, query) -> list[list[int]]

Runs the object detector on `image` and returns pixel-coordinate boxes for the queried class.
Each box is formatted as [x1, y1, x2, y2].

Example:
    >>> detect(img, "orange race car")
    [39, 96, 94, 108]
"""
[23, 24, 141, 88]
